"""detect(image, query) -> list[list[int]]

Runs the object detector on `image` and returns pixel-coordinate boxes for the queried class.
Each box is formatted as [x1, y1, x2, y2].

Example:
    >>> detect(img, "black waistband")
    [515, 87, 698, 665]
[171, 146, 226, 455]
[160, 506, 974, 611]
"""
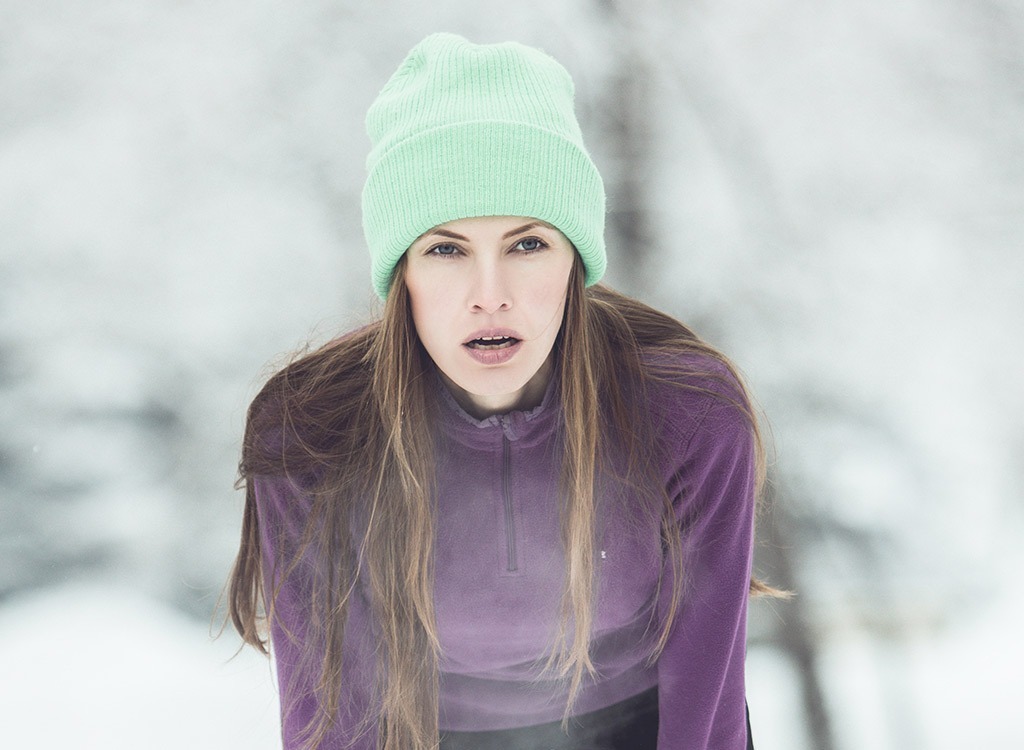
[439, 687, 659, 750]
[440, 689, 753, 750]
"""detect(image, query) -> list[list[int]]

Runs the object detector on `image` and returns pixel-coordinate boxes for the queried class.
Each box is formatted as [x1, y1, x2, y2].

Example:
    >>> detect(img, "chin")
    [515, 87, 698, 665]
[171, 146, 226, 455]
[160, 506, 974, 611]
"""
[459, 371, 531, 398]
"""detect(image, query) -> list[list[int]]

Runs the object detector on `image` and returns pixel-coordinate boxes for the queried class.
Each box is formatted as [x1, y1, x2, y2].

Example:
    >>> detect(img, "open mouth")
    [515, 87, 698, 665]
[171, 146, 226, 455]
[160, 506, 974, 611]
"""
[464, 336, 520, 350]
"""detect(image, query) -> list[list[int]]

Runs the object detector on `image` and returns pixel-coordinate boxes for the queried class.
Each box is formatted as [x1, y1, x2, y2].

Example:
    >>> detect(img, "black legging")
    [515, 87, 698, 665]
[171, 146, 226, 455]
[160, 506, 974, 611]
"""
[439, 688, 754, 750]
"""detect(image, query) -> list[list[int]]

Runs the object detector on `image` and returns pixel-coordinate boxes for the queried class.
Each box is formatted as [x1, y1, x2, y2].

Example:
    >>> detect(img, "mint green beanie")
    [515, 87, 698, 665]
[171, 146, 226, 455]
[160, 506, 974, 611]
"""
[362, 33, 607, 299]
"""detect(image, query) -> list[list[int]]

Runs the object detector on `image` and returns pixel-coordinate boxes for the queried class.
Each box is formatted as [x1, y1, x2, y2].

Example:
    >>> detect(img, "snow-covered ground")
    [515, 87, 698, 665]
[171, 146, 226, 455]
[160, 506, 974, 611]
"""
[0, 583, 279, 749]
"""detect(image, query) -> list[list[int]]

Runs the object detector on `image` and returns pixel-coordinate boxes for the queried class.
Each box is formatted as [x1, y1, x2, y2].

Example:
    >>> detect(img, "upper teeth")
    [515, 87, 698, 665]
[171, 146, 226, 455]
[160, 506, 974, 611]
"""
[479, 336, 504, 341]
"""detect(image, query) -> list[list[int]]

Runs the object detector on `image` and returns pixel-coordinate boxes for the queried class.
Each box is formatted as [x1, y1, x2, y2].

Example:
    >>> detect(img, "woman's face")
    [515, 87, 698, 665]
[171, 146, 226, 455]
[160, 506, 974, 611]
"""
[404, 215, 576, 419]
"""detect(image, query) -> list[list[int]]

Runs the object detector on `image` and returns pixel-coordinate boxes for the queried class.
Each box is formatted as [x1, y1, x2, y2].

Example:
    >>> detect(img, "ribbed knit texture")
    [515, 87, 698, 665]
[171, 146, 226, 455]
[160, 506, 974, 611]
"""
[362, 32, 606, 299]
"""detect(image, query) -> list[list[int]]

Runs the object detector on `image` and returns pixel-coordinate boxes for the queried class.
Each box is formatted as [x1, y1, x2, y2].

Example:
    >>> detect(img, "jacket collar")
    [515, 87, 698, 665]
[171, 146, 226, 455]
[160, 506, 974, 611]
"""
[432, 366, 561, 445]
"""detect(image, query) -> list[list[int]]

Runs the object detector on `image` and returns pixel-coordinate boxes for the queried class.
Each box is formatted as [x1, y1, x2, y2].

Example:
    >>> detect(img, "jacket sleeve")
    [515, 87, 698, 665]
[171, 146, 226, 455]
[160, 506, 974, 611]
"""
[253, 474, 380, 750]
[656, 389, 756, 749]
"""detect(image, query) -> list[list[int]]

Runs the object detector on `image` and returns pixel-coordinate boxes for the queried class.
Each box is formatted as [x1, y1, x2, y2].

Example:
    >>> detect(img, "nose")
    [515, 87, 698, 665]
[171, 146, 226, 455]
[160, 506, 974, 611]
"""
[468, 260, 512, 314]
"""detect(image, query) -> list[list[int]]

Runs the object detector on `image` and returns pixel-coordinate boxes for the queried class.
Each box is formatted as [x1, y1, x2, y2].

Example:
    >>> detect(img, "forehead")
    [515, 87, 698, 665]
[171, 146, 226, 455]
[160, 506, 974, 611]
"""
[436, 216, 556, 231]
[415, 216, 560, 242]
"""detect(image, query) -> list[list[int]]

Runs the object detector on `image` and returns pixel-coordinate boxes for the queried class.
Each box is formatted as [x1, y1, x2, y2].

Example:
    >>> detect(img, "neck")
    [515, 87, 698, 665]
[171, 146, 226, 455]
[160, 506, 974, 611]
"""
[438, 356, 554, 420]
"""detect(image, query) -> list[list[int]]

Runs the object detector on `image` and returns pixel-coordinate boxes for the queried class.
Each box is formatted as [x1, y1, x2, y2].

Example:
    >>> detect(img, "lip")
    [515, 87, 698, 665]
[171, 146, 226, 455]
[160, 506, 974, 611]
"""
[461, 327, 524, 366]
[461, 327, 523, 345]
[463, 338, 523, 365]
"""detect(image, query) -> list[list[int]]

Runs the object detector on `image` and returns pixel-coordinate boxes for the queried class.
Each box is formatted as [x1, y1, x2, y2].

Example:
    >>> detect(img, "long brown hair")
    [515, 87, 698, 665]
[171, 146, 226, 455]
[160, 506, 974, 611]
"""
[229, 254, 773, 749]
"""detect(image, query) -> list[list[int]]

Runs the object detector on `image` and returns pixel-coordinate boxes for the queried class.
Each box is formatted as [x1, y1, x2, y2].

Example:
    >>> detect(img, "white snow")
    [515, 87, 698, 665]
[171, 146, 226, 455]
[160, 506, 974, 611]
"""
[0, 583, 280, 749]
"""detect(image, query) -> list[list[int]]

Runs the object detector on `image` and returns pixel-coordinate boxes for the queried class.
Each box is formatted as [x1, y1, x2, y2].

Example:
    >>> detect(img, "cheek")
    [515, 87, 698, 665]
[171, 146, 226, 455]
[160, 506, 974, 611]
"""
[406, 283, 435, 341]
[407, 280, 458, 356]
[409, 299, 438, 346]
[527, 275, 571, 327]
[406, 268, 453, 309]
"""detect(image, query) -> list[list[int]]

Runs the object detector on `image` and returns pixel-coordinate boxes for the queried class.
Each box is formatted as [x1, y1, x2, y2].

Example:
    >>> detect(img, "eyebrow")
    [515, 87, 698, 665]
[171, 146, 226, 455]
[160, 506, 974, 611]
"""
[423, 221, 552, 242]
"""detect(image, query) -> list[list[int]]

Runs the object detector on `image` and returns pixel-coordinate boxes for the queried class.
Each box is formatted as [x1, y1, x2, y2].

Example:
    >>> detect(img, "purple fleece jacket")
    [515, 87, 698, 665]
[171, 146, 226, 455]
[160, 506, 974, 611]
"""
[255, 355, 756, 749]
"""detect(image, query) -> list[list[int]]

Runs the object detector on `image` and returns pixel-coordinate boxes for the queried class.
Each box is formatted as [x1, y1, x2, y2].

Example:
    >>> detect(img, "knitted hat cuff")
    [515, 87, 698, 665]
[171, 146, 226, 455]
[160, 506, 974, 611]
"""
[362, 119, 606, 299]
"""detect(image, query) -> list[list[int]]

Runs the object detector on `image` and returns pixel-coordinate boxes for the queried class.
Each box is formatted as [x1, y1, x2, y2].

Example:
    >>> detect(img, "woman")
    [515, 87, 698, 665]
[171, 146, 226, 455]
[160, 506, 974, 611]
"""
[229, 32, 776, 750]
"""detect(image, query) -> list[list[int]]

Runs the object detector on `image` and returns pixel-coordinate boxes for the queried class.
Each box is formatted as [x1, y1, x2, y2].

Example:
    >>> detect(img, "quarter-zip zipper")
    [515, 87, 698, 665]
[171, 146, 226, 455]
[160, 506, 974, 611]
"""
[502, 430, 518, 573]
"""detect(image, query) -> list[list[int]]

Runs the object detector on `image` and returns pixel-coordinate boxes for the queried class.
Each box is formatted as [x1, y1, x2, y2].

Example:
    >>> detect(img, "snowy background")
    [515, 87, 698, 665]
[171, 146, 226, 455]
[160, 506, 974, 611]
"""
[1, 1, 1021, 748]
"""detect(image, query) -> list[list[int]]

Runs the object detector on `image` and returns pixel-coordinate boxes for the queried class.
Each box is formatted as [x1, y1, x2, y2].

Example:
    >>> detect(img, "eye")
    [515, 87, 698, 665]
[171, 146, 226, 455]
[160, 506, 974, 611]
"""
[427, 243, 461, 258]
[514, 237, 548, 253]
